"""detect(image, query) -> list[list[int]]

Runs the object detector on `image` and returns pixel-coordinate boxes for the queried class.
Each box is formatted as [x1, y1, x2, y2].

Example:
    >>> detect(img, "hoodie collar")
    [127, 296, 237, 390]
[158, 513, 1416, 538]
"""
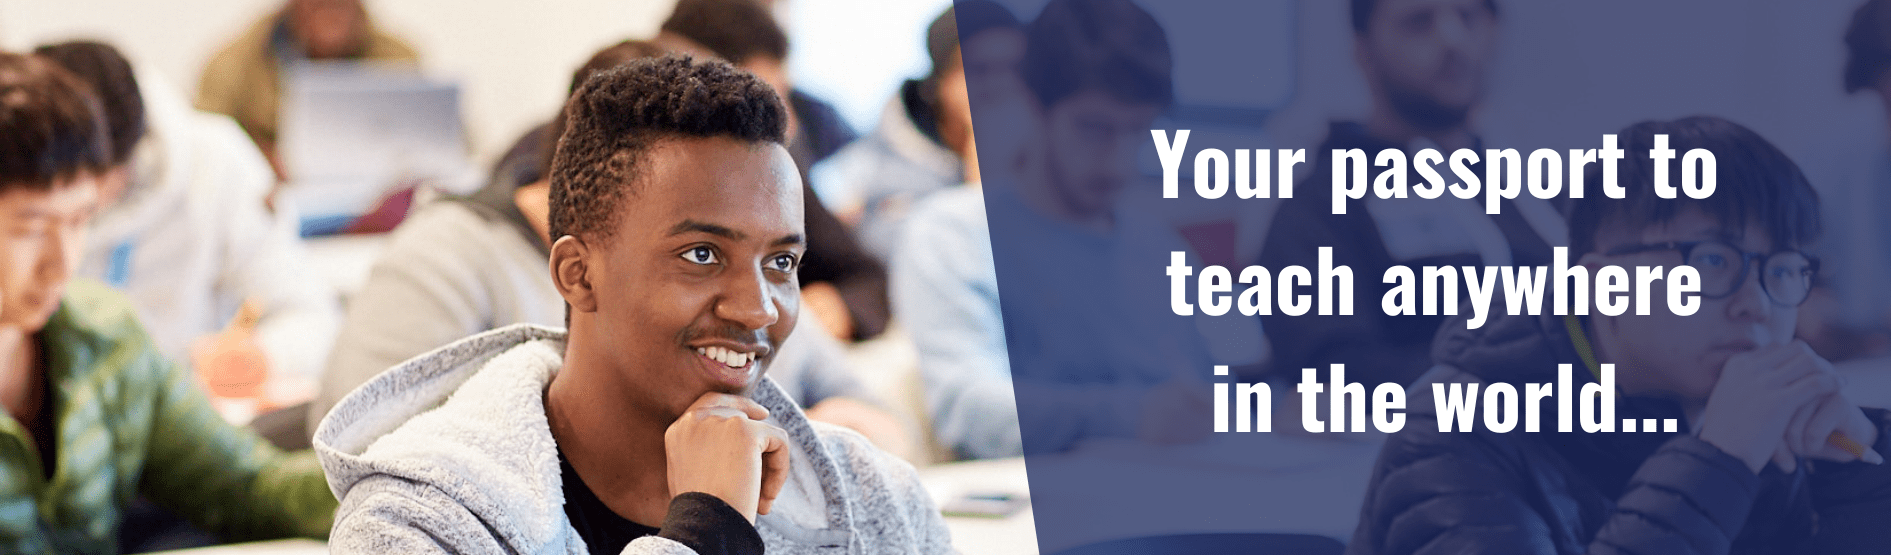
[314, 324, 855, 550]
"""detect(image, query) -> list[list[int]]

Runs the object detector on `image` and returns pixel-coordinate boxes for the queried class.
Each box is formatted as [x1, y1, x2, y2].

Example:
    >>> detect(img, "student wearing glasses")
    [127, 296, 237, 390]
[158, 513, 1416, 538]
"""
[1350, 116, 1891, 555]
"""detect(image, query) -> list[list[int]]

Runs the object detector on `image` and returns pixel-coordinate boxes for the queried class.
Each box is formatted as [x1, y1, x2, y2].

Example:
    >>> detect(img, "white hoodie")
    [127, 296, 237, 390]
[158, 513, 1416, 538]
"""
[79, 67, 341, 384]
[314, 324, 955, 554]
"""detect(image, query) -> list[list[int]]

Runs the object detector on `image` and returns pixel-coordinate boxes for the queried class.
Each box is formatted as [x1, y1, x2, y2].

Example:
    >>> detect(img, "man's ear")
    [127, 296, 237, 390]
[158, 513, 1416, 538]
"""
[550, 235, 597, 313]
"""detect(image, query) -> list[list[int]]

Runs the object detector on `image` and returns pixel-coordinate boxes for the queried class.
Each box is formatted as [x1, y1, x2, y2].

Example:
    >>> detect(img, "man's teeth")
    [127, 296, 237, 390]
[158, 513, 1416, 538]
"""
[694, 346, 753, 368]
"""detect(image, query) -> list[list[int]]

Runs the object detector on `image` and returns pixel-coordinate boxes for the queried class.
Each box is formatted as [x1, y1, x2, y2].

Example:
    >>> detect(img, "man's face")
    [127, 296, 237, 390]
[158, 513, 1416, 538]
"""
[961, 28, 1028, 112]
[1039, 90, 1162, 219]
[1355, 0, 1497, 131]
[1587, 207, 1797, 401]
[582, 137, 804, 421]
[289, 0, 366, 59]
[0, 177, 99, 332]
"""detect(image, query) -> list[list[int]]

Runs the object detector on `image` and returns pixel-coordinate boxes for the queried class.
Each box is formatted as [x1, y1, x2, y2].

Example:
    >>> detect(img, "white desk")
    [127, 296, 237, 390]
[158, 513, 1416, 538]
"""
[915, 431, 1380, 555]
[919, 457, 1039, 555]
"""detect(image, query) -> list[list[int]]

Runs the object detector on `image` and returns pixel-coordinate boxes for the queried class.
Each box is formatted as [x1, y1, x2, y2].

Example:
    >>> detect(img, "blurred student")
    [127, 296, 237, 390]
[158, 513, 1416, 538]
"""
[195, 0, 418, 177]
[812, 1, 1026, 261]
[310, 41, 908, 455]
[36, 41, 341, 395]
[1255, 0, 1563, 389]
[892, 0, 1210, 460]
[656, 0, 891, 341]
[1350, 117, 1891, 555]
[316, 56, 949, 554]
[1810, 0, 1891, 358]
[0, 52, 334, 552]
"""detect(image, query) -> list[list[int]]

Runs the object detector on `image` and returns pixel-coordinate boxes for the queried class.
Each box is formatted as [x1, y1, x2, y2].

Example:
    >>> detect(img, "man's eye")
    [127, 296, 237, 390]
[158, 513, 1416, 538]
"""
[769, 254, 799, 273]
[682, 247, 719, 265]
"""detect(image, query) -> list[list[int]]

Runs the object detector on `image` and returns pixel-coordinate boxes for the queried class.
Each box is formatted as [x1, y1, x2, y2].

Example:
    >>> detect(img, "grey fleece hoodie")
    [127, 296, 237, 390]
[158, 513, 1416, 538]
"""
[313, 324, 955, 554]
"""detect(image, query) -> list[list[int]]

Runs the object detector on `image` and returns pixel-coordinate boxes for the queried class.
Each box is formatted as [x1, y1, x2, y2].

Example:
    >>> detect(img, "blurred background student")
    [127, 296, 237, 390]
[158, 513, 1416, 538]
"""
[195, 0, 419, 179]
[814, 1, 1024, 262]
[36, 41, 341, 416]
[0, 51, 334, 553]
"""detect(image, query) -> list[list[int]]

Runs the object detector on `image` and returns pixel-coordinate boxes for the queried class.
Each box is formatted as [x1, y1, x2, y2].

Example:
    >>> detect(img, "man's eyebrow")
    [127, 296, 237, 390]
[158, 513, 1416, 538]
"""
[667, 220, 745, 240]
[771, 233, 805, 248]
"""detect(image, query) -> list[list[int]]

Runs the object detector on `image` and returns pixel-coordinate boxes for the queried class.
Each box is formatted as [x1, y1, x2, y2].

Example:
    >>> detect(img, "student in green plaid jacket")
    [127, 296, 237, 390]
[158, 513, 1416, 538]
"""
[0, 52, 335, 552]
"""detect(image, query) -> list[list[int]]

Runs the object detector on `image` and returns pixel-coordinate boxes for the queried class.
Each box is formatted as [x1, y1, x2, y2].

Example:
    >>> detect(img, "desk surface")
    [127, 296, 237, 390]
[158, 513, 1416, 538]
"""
[920, 457, 1039, 555]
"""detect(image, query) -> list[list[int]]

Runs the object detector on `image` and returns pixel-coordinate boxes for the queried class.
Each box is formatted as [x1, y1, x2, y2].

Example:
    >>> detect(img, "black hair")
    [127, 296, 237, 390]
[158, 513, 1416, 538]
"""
[1350, 0, 1500, 35]
[1021, 0, 1173, 109]
[547, 55, 787, 243]
[659, 0, 789, 64]
[0, 52, 111, 190]
[33, 40, 145, 167]
[926, 1, 1022, 76]
[1567, 116, 1821, 256]
[1846, 0, 1891, 93]
[552, 39, 671, 171]
[922, 1, 1021, 102]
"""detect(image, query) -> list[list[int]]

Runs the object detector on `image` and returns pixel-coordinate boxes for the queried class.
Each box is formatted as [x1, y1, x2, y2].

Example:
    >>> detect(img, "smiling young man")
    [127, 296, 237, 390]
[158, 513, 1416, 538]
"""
[1350, 117, 1891, 555]
[0, 52, 335, 552]
[314, 56, 950, 554]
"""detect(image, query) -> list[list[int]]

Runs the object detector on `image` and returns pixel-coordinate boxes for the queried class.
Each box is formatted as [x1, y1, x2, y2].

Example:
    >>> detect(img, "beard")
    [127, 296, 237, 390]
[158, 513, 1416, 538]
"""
[1383, 77, 1472, 133]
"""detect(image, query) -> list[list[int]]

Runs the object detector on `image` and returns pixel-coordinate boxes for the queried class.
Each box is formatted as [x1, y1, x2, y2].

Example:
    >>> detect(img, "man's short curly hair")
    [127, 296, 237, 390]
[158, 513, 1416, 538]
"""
[547, 55, 787, 243]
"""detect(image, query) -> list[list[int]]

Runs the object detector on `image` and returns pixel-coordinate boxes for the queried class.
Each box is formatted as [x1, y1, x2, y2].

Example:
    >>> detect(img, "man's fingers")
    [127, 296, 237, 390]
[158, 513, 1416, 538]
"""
[1781, 370, 1842, 402]
[687, 392, 772, 421]
[755, 423, 792, 515]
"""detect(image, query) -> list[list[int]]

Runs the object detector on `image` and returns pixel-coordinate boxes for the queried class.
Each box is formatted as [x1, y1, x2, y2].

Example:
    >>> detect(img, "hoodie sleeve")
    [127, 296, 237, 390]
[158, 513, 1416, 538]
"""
[330, 476, 525, 553]
[821, 424, 955, 553]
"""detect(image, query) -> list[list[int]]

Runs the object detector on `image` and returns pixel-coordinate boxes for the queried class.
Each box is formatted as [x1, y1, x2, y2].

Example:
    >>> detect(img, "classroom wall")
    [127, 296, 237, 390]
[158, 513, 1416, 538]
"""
[0, 0, 948, 166]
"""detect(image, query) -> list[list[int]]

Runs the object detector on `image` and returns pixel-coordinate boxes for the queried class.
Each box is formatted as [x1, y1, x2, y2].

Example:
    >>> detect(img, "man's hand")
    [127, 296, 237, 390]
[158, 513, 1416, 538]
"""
[664, 393, 793, 523]
[1698, 341, 1847, 474]
[1783, 388, 1883, 465]
[190, 328, 269, 399]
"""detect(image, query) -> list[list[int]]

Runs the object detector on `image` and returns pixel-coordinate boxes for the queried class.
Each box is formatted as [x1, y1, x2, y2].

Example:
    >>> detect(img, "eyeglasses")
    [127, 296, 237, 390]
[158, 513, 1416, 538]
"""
[1606, 240, 1818, 306]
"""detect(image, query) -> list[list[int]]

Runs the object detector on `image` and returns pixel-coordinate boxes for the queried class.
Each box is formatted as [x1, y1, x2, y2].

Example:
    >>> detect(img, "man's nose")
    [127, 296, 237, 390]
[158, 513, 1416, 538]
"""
[715, 264, 781, 331]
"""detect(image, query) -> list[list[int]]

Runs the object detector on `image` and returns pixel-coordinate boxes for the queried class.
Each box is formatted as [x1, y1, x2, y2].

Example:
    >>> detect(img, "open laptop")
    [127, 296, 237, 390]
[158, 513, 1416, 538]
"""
[278, 61, 472, 235]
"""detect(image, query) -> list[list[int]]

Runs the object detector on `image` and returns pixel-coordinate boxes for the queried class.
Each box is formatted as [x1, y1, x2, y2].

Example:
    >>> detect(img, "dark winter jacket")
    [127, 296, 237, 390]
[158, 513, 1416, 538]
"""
[1347, 310, 1891, 555]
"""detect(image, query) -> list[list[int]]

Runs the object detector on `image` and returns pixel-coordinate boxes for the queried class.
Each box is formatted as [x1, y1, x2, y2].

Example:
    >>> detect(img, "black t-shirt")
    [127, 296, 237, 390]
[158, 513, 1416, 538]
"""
[558, 451, 764, 555]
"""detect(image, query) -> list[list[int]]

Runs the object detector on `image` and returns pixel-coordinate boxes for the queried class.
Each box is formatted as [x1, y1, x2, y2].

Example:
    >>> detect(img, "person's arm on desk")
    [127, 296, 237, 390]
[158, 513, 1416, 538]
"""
[139, 345, 336, 540]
